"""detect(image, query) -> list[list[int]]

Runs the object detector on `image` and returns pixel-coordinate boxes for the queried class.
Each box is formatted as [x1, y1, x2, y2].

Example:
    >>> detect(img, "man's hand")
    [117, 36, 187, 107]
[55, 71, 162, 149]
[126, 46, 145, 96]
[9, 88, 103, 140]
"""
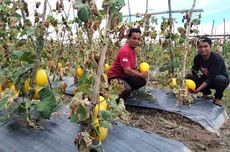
[140, 72, 148, 79]
[188, 89, 198, 94]
[201, 66, 208, 76]
[123, 67, 148, 78]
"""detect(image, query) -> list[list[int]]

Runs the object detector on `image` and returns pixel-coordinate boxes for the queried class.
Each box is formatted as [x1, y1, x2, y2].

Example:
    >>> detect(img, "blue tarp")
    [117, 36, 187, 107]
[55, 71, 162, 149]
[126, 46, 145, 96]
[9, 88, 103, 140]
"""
[125, 87, 228, 135]
[49, 76, 228, 134]
[0, 109, 191, 152]
[49, 76, 75, 95]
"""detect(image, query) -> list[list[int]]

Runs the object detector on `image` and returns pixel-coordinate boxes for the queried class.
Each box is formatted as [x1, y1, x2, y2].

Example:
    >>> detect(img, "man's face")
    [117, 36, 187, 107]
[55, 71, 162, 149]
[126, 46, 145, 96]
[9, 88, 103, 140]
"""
[128, 32, 141, 49]
[197, 41, 211, 56]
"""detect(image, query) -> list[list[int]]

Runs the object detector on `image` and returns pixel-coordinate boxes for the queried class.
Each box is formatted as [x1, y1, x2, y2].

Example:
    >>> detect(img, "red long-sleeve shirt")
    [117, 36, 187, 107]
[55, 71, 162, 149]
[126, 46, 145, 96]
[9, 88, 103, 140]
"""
[108, 43, 136, 79]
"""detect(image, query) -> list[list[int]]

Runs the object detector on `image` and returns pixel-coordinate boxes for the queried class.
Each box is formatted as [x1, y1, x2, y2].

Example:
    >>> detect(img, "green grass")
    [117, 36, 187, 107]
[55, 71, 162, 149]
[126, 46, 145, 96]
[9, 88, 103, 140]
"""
[223, 87, 230, 115]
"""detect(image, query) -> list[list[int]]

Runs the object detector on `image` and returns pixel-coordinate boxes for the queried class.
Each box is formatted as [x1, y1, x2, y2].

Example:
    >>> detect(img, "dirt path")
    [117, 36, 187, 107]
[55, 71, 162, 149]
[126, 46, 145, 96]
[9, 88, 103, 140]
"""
[127, 107, 230, 152]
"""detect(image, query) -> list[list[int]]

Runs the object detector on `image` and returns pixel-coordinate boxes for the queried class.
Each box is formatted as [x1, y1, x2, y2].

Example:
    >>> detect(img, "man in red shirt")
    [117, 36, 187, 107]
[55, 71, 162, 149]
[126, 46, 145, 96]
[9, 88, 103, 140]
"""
[108, 28, 148, 103]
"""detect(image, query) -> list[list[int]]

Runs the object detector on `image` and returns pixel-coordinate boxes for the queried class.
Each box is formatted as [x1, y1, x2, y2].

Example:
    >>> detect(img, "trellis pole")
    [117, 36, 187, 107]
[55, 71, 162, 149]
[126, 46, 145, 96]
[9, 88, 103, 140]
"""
[211, 20, 215, 38]
[168, 0, 174, 75]
[123, 9, 203, 17]
[127, 0, 131, 22]
[223, 18, 226, 56]
[92, 6, 113, 106]
[145, 0, 148, 14]
[181, 0, 196, 89]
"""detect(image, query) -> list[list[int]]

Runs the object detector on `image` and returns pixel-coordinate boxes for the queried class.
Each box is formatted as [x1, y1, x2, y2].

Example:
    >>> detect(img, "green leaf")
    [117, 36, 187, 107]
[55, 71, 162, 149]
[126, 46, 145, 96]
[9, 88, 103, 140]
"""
[159, 59, 180, 72]
[77, 5, 91, 23]
[35, 87, 58, 119]
[99, 120, 112, 129]
[192, 18, 201, 25]
[0, 97, 8, 111]
[18, 103, 26, 114]
[21, 27, 36, 37]
[13, 51, 36, 63]
[75, 75, 93, 94]
[108, 0, 125, 12]
[113, 12, 123, 23]
[99, 10, 106, 16]
[36, 36, 44, 52]
[76, 84, 92, 95]
[99, 110, 112, 120]
[0, 114, 12, 122]
[11, 63, 33, 83]
[16, 39, 27, 47]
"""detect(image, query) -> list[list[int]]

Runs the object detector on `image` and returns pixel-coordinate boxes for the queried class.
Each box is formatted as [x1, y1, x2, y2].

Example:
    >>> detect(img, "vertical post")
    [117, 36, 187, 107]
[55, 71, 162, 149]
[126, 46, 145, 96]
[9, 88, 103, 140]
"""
[41, 0, 48, 23]
[92, 9, 113, 105]
[181, 0, 196, 89]
[127, 0, 131, 22]
[168, 0, 174, 75]
[223, 18, 226, 56]
[211, 20, 215, 38]
[146, 0, 148, 14]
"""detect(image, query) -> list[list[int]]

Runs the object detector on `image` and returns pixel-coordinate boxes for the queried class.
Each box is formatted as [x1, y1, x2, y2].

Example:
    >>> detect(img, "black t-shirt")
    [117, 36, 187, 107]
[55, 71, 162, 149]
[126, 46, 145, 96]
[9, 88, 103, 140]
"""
[192, 52, 229, 85]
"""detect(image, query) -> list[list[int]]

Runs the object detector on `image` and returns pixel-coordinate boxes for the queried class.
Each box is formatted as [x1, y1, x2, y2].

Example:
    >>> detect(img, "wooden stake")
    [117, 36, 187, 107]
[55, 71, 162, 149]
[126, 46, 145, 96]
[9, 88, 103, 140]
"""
[223, 18, 226, 56]
[127, 0, 131, 22]
[182, 0, 196, 88]
[168, 0, 174, 75]
[211, 20, 215, 38]
[92, 10, 112, 105]
[123, 9, 203, 17]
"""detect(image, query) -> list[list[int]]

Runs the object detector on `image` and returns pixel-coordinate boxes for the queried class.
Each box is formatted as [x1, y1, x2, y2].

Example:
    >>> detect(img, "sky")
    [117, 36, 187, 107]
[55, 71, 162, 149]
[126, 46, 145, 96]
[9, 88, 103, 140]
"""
[24, 0, 230, 35]
[118, 0, 230, 35]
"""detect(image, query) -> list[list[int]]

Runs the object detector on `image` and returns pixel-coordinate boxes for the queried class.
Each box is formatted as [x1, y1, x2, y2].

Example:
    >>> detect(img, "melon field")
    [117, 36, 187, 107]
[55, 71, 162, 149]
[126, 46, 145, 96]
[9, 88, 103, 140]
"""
[0, 0, 229, 152]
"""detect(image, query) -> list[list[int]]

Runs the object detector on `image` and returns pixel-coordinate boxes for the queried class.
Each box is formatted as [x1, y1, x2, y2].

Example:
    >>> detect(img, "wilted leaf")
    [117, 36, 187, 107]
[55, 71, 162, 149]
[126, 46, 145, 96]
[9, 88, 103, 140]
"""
[75, 131, 92, 152]
[70, 104, 86, 123]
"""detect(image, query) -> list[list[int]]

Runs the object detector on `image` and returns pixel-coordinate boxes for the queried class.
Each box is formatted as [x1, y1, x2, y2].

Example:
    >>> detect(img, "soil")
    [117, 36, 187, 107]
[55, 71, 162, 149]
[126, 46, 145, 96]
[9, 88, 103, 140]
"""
[126, 106, 230, 152]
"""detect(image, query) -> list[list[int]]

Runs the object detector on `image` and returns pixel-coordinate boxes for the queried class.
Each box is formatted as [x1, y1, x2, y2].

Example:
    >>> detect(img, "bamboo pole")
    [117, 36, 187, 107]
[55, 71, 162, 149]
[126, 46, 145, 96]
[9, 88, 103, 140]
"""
[181, 0, 196, 88]
[223, 18, 226, 56]
[168, 0, 174, 75]
[145, 0, 148, 14]
[189, 34, 230, 37]
[141, 0, 149, 57]
[127, 0, 131, 22]
[123, 9, 203, 17]
[92, 9, 112, 105]
[211, 20, 215, 38]
[41, 0, 48, 23]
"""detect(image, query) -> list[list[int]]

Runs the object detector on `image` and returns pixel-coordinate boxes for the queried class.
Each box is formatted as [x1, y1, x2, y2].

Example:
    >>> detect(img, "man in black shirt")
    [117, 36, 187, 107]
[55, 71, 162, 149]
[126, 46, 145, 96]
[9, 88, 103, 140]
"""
[188, 36, 229, 107]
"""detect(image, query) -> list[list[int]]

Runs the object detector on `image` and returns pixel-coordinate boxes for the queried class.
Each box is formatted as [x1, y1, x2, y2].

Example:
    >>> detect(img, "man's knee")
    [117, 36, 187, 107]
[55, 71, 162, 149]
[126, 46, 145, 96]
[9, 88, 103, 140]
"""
[186, 74, 193, 79]
[135, 77, 147, 89]
[212, 75, 229, 89]
[141, 78, 147, 87]
[119, 86, 132, 100]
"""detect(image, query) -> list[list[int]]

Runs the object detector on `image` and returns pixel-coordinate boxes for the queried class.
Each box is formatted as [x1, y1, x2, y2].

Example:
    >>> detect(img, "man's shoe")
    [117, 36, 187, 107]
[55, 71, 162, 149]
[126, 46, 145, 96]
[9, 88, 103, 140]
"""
[198, 94, 213, 99]
[116, 98, 120, 105]
[213, 99, 224, 107]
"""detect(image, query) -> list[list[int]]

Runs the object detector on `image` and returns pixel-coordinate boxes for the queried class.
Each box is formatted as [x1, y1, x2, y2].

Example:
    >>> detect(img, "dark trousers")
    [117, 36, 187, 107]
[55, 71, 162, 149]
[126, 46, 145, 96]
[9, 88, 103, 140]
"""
[109, 76, 147, 100]
[187, 74, 229, 99]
